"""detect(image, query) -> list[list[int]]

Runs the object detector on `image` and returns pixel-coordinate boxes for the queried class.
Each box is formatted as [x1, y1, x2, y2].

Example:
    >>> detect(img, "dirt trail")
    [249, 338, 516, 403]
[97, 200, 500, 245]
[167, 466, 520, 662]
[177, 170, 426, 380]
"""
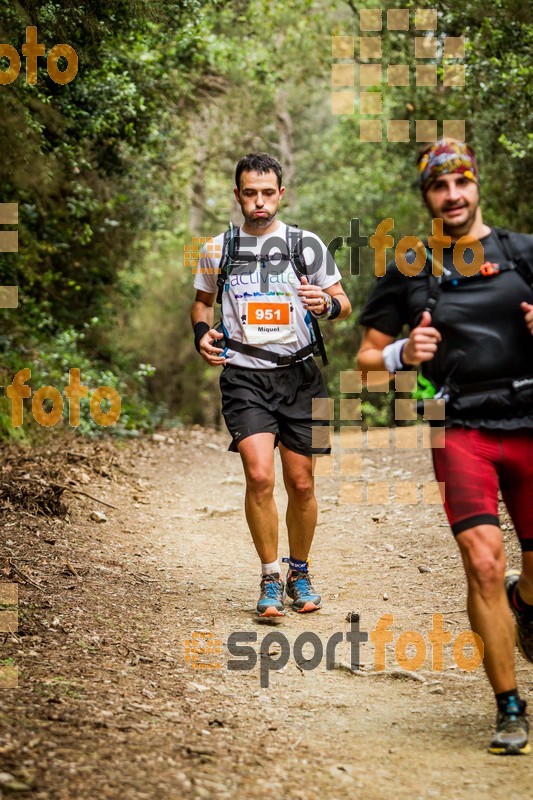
[1, 428, 531, 799]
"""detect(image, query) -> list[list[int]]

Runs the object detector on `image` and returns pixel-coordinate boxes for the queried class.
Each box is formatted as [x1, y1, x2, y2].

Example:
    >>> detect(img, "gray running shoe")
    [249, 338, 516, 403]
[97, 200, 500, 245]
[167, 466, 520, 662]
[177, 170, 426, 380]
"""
[256, 573, 285, 618]
[488, 697, 530, 755]
[285, 570, 322, 613]
[505, 570, 533, 663]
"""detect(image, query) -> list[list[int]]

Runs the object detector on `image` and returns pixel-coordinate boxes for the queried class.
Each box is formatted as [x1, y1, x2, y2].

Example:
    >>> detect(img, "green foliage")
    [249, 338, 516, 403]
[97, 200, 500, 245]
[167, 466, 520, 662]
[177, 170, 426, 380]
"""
[1, 0, 531, 433]
[0, 0, 211, 326]
[0, 320, 162, 438]
[0, 0, 215, 439]
[361, 396, 394, 428]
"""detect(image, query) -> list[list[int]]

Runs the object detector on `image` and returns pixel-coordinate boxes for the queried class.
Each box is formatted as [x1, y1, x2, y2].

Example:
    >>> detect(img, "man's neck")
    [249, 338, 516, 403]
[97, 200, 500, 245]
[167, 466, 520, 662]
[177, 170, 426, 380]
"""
[241, 219, 281, 237]
[444, 210, 491, 243]
[447, 222, 491, 243]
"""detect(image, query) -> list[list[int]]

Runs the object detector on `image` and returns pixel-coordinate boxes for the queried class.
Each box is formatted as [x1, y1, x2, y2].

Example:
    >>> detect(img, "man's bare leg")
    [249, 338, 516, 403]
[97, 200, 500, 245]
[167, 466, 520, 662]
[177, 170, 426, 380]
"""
[279, 444, 321, 612]
[279, 444, 317, 560]
[458, 525, 533, 754]
[237, 433, 286, 617]
[237, 433, 278, 563]
[456, 524, 516, 693]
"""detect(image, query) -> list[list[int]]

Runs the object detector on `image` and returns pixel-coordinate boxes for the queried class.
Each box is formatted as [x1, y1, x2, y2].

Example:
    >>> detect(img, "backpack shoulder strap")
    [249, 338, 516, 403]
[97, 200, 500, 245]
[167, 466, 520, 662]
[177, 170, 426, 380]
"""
[286, 224, 329, 366]
[216, 224, 240, 305]
[416, 244, 441, 324]
[491, 227, 514, 261]
[492, 227, 533, 289]
[286, 224, 306, 277]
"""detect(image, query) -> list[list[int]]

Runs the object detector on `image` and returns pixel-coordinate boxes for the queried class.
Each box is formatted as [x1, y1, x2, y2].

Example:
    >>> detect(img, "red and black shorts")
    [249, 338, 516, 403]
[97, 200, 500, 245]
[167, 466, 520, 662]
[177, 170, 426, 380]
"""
[432, 427, 533, 549]
[219, 359, 331, 456]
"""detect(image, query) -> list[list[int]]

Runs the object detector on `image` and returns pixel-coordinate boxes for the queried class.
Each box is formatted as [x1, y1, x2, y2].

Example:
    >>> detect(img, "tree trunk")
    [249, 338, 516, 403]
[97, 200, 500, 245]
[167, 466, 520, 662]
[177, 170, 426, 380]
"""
[276, 104, 295, 209]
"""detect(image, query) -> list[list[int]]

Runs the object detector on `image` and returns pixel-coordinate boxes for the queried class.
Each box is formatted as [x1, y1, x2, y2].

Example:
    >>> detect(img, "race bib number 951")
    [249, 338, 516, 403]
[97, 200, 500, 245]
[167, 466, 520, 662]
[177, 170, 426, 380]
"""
[239, 298, 297, 345]
[247, 302, 290, 325]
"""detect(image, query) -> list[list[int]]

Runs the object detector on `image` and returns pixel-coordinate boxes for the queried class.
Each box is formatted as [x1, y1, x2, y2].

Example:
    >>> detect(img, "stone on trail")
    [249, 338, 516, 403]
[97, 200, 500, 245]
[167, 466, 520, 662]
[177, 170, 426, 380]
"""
[345, 611, 360, 623]
[202, 505, 239, 517]
[90, 510, 107, 523]
[0, 772, 31, 791]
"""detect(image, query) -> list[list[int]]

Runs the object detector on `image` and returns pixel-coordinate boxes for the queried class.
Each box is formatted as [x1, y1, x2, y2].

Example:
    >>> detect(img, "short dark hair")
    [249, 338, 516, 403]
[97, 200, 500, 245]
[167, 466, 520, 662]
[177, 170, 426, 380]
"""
[235, 153, 283, 190]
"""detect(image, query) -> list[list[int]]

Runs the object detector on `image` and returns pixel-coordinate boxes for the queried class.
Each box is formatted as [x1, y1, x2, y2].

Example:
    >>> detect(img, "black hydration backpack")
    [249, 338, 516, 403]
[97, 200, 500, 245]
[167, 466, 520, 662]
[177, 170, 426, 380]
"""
[419, 227, 533, 414]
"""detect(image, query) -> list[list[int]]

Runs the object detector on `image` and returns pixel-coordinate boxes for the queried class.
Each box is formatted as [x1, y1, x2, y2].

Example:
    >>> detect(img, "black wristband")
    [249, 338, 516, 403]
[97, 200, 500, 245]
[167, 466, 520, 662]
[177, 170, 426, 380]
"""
[327, 296, 341, 320]
[194, 322, 210, 352]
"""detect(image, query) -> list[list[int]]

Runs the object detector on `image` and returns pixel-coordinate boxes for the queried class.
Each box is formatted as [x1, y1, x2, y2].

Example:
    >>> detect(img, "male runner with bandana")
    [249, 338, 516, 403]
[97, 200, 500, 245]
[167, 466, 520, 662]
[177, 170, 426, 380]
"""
[358, 139, 533, 755]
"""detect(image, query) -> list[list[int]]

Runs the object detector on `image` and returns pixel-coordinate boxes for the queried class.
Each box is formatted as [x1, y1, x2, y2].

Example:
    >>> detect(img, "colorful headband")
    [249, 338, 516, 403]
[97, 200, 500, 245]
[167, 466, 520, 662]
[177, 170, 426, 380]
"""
[418, 139, 479, 193]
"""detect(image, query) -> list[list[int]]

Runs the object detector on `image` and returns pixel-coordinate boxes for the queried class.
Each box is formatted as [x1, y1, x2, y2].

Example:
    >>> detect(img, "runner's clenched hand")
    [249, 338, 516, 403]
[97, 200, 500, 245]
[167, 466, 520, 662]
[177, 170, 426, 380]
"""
[402, 311, 442, 366]
[297, 276, 329, 314]
[199, 329, 226, 366]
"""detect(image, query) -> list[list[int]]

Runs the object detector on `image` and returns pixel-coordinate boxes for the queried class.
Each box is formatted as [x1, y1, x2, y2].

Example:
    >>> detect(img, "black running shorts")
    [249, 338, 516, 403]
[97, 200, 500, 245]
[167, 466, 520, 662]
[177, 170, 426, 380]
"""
[219, 359, 331, 456]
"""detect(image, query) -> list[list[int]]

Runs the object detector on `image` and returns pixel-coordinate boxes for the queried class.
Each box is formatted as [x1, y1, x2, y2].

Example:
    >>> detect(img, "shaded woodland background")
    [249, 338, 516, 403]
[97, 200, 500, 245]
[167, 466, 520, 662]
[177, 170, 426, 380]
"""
[0, 0, 531, 439]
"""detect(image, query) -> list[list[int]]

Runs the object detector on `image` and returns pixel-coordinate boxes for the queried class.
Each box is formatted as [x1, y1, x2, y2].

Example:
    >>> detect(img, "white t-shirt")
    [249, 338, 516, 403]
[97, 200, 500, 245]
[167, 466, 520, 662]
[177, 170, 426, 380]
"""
[193, 221, 342, 369]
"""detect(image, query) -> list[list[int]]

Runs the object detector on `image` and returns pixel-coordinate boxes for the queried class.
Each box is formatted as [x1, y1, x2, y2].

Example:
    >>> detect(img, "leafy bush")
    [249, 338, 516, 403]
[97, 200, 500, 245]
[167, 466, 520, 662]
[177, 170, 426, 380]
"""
[0, 319, 163, 440]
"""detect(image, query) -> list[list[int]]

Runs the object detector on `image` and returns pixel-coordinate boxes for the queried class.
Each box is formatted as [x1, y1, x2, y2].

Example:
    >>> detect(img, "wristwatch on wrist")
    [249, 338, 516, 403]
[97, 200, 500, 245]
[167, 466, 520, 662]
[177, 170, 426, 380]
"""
[311, 293, 332, 319]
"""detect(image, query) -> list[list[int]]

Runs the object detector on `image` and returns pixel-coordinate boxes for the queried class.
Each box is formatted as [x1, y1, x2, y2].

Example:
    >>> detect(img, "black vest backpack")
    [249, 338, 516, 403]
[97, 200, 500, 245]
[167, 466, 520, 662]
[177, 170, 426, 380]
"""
[420, 227, 533, 414]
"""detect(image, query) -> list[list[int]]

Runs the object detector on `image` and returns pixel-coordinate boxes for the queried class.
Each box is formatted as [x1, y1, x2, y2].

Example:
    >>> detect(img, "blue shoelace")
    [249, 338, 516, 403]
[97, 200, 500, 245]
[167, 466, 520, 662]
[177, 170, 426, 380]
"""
[262, 576, 282, 597]
[290, 572, 312, 593]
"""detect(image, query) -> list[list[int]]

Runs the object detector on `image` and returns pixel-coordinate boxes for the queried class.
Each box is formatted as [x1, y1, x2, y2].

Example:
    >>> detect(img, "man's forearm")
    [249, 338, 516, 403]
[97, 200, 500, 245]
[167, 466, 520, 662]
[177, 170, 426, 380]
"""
[333, 293, 351, 320]
[325, 287, 351, 320]
[358, 347, 399, 390]
[191, 300, 214, 329]
[357, 347, 388, 375]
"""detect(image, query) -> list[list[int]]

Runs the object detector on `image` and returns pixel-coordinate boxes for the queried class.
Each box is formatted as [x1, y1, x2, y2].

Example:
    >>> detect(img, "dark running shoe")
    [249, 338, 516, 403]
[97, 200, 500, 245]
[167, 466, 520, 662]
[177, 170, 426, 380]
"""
[256, 573, 285, 618]
[285, 570, 322, 613]
[488, 696, 530, 755]
[505, 570, 533, 664]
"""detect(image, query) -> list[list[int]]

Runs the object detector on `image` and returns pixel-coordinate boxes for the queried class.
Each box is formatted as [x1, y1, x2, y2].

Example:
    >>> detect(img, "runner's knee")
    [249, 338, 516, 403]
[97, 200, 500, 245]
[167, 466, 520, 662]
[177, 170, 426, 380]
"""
[285, 475, 314, 502]
[245, 469, 275, 498]
[457, 526, 506, 596]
